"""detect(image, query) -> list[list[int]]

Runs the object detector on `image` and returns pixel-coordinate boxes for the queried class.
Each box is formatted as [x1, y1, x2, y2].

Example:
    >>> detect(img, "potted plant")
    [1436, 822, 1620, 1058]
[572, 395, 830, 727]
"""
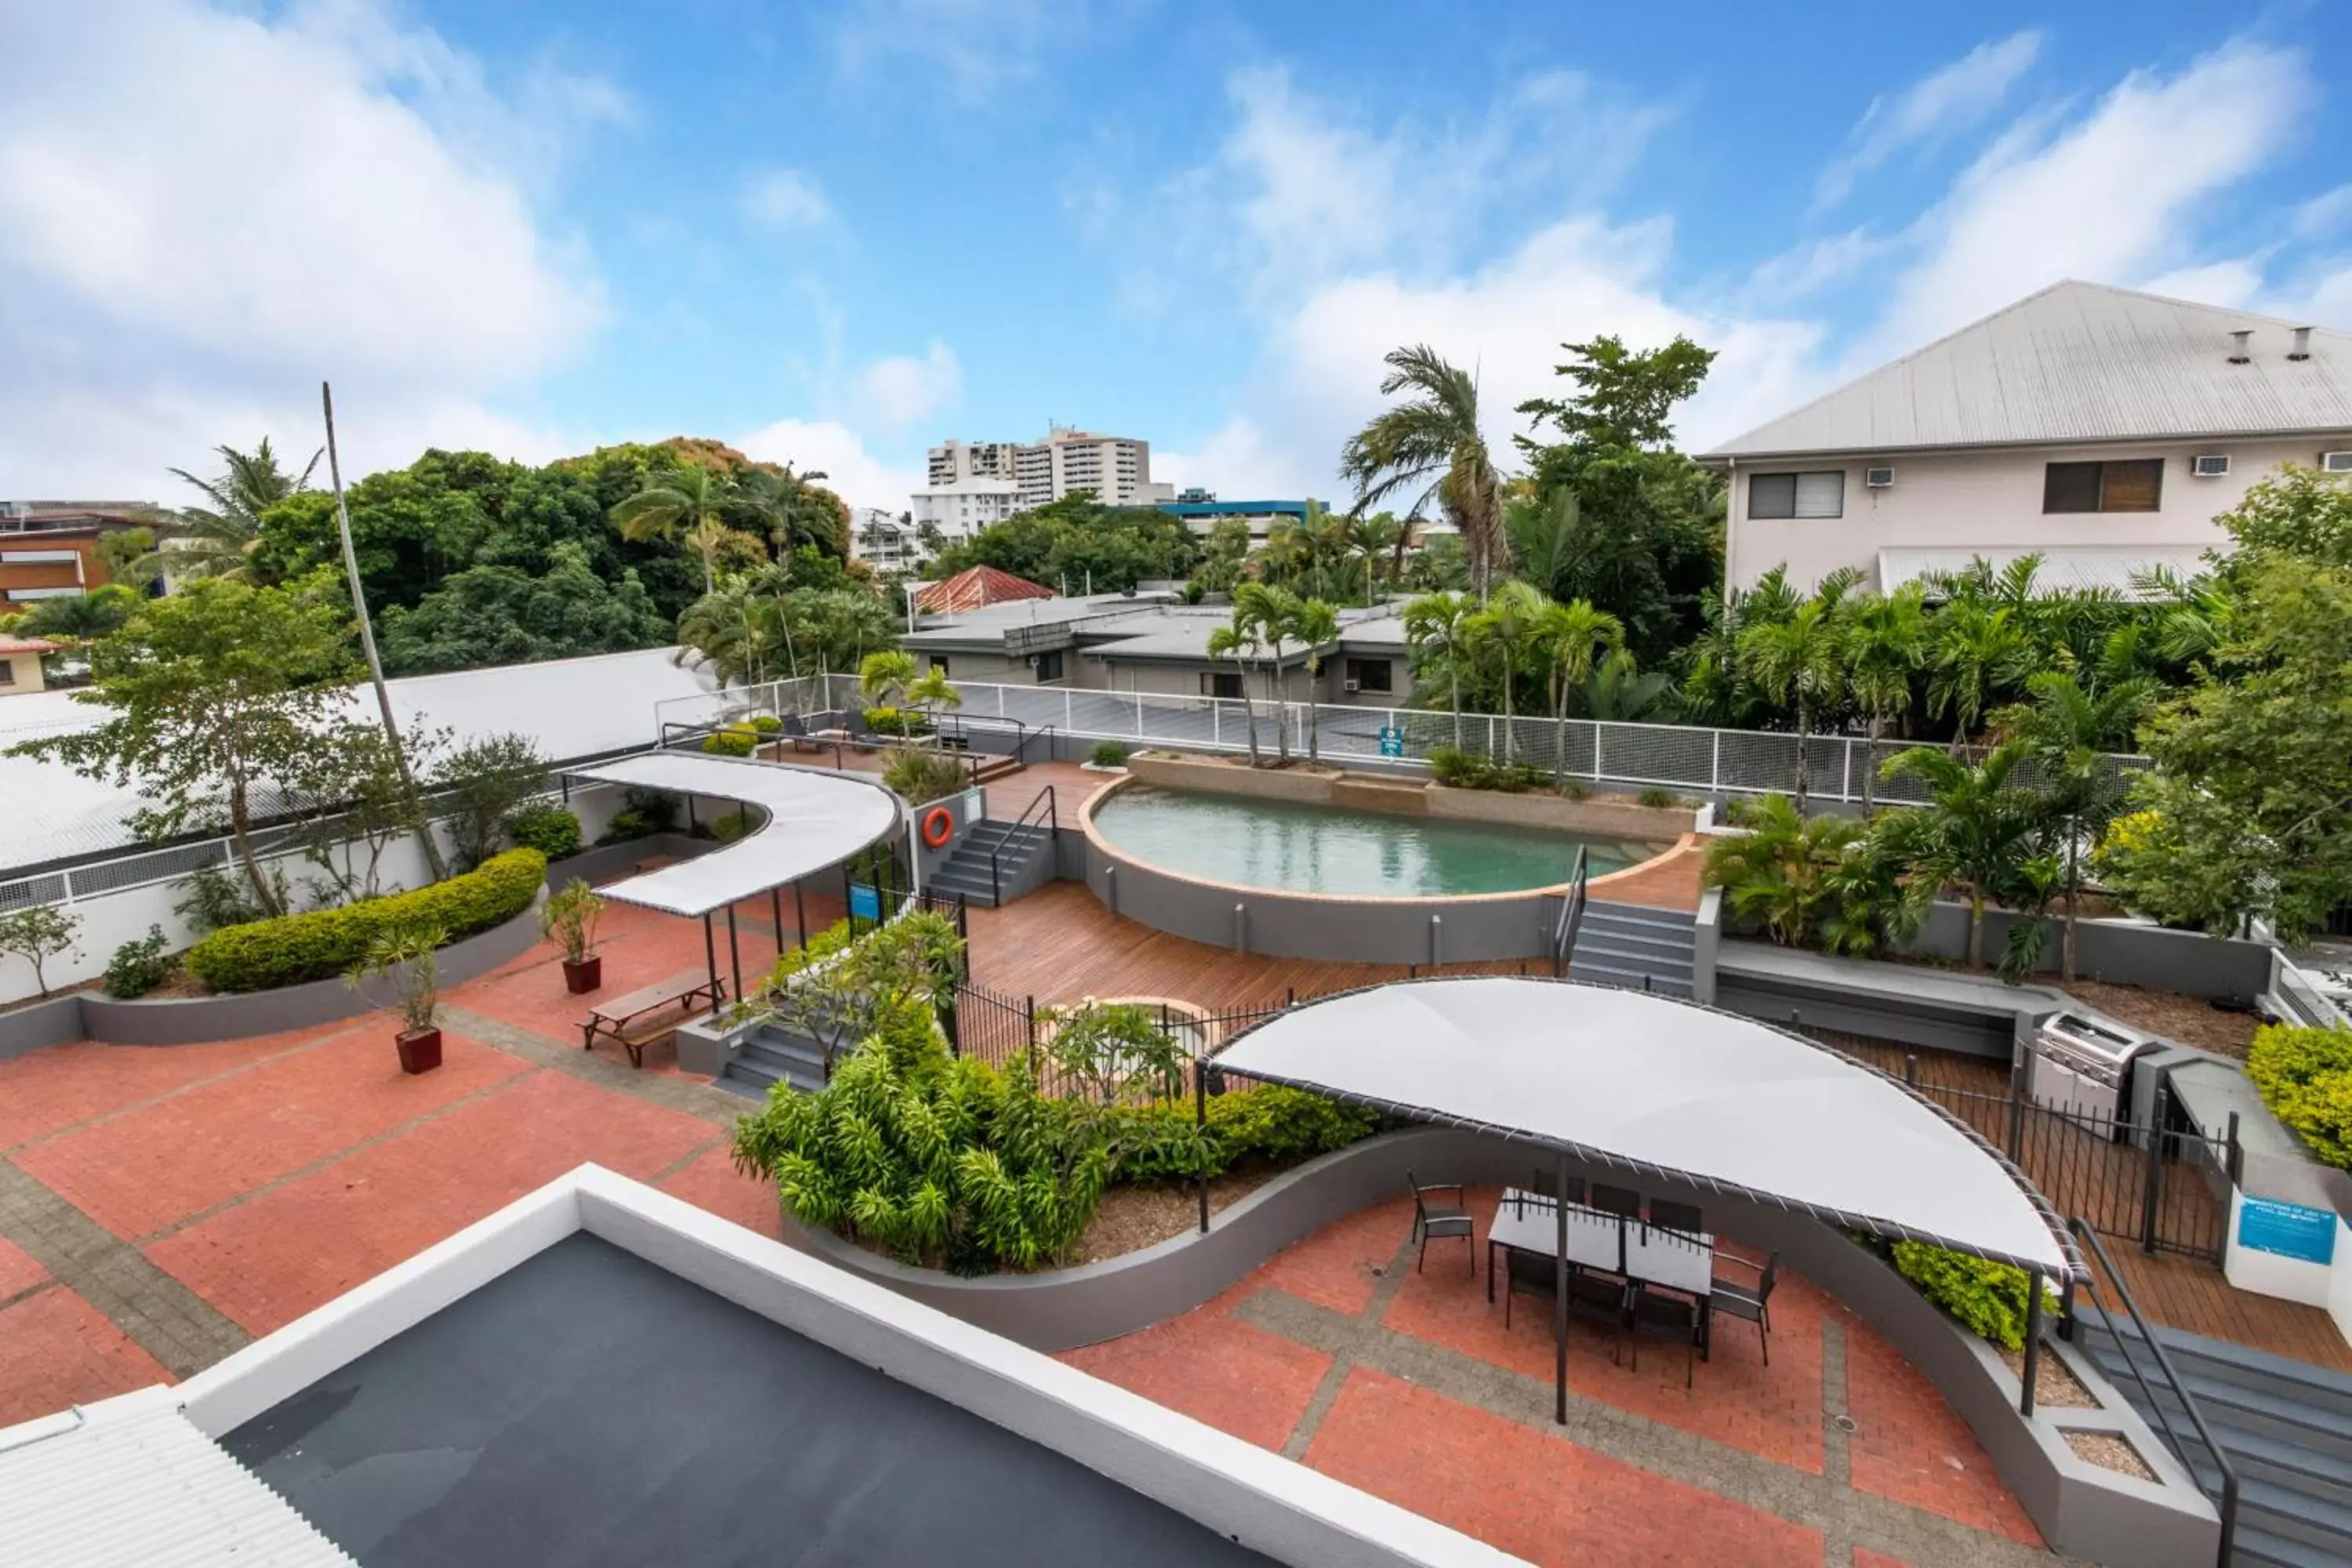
[541, 877, 606, 993]
[347, 923, 448, 1074]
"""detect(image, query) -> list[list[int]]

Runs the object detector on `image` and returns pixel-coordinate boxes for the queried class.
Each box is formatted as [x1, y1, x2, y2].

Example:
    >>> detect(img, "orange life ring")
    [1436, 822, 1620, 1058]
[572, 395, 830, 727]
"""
[921, 807, 955, 848]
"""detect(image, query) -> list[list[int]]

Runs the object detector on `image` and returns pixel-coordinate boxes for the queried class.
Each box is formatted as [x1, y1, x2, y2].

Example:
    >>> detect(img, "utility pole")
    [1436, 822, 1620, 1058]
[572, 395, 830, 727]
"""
[322, 382, 448, 883]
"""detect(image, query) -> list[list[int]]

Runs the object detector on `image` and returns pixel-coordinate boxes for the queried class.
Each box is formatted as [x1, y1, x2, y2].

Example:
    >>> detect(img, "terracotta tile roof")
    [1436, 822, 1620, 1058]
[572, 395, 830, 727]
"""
[912, 565, 1055, 615]
[0, 634, 60, 655]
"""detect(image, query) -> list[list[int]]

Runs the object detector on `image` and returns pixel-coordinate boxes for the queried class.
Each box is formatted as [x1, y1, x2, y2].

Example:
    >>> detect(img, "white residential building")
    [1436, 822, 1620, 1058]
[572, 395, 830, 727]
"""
[1704, 281, 2352, 596]
[913, 426, 1174, 524]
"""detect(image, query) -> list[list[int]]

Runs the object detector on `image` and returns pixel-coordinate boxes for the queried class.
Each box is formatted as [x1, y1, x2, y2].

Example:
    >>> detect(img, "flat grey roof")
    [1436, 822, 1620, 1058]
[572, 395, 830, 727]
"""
[224, 1234, 1276, 1568]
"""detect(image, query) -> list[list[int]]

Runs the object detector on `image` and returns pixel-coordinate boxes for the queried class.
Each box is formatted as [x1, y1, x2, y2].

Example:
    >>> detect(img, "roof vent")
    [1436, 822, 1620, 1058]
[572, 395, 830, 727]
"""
[2227, 330, 2252, 365]
[2289, 326, 2313, 362]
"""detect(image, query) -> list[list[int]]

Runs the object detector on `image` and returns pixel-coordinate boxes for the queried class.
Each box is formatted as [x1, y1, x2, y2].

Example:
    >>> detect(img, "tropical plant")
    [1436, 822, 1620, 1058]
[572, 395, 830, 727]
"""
[1533, 597, 1624, 783]
[883, 746, 967, 806]
[1234, 583, 1301, 763]
[1737, 593, 1843, 810]
[345, 923, 448, 1035]
[16, 584, 141, 642]
[1088, 740, 1131, 768]
[1468, 580, 1547, 764]
[741, 909, 965, 1078]
[505, 803, 583, 861]
[539, 878, 604, 964]
[102, 925, 175, 1000]
[1205, 618, 1263, 766]
[1891, 1241, 2061, 1352]
[1926, 601, 2031, 750]
[1880, 742, 2045, 971]
[2245, 1024, 2352, 1171]
[1290, 596, 1340, 761]
[1403, 590, 1477, 748]
[611, 464, 739, 595]
[143, 437, 320, 583]
[1838, 586, 1929, 815]
[1577, 649, 1678, 722]
[1992, 671, 2153, 981]
[1704, 796, 1877, 950]
[174, 862, 277, 935]
[1339, 345, 1507, 595]
[0, 904, 81, 1000]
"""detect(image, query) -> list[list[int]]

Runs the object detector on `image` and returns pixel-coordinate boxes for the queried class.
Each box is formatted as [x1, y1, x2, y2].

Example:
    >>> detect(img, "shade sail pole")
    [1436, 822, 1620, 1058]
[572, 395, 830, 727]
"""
[702, 913, 718, 1000]
[1555, 1151, 1570, 1425]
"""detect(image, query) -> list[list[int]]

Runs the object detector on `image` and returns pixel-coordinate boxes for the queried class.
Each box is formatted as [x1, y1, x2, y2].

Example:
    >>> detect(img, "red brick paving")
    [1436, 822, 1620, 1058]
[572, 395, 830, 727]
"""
[14, 1025, 534, 1240]
[0, 1025, 343, 1149]
[0, 1287, 172, 1427]
[655, 1143, 782, 1238]
[143, 1071, 713, 1334]
[1845, 1318, 2043, 1544]
[0, 1235, 49, 1301]
[1251, 1192, 1418, 1316]
[1305, 1367, 1824, 1567]
[1061, 1305, 1332, 1452]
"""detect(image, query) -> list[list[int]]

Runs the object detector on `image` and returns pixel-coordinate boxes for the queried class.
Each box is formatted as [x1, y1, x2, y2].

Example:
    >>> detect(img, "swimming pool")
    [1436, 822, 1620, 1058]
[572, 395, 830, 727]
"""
[1086, 783, 1662, 899]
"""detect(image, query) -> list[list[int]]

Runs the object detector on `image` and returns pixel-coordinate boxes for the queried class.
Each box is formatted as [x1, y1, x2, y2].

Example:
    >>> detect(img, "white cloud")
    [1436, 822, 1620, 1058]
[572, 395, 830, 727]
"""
[831, 0, 1090, 103]
[0, 0, 609, 493]
[1867, 42, 2310, 358]
[733, 418, 922, 514]
[2137, 259, 2267, 308]
[1815, 31, 2042, 209]
[855, 342, 962, 429]
[2293, 183, 2352, 241]
[740, 166, 833, 232]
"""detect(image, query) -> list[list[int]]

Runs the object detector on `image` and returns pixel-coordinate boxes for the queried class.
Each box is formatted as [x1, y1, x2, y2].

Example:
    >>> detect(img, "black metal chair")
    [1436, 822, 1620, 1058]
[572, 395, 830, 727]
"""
[1711, 1251, 1780, 1365]
[1501, 1246, 1554, 1329]
[1591, 1183, 1643, 1219]
[1408, 1172, 1474, 1275]
[1622, 1283, 1700, 1388]
[1648, 1198, 1704, 1237]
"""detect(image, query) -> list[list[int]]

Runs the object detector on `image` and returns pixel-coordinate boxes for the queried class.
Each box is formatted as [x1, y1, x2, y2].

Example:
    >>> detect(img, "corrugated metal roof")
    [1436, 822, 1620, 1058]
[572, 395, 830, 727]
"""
[0, 648, 722, 876]
[1707, 281, 2352, 459]
[0, 1388, 358, 1567]
[1878, 544, 2214, 598]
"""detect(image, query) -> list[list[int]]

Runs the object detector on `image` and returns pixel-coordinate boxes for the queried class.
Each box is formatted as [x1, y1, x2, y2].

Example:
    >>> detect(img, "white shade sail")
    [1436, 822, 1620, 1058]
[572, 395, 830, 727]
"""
[567, 752, 902, 918]
[1214, 978, 2077, 1278]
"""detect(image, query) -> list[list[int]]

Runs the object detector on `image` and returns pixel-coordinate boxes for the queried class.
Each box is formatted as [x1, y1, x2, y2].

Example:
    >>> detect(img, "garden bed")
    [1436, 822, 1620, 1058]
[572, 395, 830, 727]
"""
[1074, 1162, 1287, 1264]
[2064, 1429, 2158, 1482]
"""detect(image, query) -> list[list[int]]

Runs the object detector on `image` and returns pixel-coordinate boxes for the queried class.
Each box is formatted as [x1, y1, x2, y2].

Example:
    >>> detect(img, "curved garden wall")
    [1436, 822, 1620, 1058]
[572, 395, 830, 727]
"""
[782, 1123, 2217, 1568]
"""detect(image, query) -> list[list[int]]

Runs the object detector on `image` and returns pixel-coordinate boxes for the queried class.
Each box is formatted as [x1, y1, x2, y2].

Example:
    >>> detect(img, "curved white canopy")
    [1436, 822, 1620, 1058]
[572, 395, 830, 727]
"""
[568, 752, 901, 917]
[1215, 977, 2077, 1278]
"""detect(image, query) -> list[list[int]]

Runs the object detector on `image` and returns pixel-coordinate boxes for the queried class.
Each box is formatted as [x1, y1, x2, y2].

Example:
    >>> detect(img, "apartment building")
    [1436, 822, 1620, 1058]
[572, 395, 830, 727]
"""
[913, 426, 1174, 533]
[0, 500, 156, 607]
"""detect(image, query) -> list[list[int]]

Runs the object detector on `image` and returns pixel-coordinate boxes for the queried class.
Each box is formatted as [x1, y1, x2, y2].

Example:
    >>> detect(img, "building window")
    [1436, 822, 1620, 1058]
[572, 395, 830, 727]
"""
[928, 655, 950, 677]
[1202, 670, 1243, 700]
[1344, 658, 1393, 694]
[2043, 459, 2162, 514]
[1033, 649, 1063, 683]
[0, 661, 14, 687]
[1747, 471, 1845, 519]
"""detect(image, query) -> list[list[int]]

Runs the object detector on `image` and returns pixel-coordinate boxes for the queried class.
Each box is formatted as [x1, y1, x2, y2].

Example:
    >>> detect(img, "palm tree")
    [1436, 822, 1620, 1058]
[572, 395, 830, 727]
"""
[143, 437, 320, 583]
[675, 583, 766, 687]
[1993, 671, 2154, 981]
[612, 465, 736, 594]
[1737, 595, 1844, 811]
[1235, 583, 1299, 762]
[1838, 586, 1929, 815]
[1882, 742, 2044, 969]
[1341, 512, 1400, 604]
[1468, 580, 1545, 764]
[1338, 345, 1507, 597]
[1579, 649, 1678, 722]
[1206, 620, 1262, 766]
[1290, 597, 1340, 761]
[1679, 565, 1802, 728]
[735, 463, 844, 558]
[1403, 591, 1476, 748]
[1926, 601, 2031, 751]
[1534, 598, 1624, 785]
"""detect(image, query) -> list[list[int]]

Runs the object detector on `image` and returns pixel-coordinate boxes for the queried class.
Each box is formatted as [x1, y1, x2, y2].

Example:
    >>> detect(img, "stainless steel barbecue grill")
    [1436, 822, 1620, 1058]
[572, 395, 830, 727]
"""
[2028, 1009, 2160, 1123]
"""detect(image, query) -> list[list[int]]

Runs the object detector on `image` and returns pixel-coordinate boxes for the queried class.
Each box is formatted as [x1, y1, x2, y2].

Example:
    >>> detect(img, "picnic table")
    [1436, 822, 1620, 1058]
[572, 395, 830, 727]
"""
[581, 969, 727, 1069]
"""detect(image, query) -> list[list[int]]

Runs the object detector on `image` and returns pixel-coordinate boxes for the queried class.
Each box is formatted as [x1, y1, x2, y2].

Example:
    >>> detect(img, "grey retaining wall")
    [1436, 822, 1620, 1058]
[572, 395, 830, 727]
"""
[1896, 906, 2274, 1000]
[0, 994, 89, 1061]
[782, 1123, 2213, 1568]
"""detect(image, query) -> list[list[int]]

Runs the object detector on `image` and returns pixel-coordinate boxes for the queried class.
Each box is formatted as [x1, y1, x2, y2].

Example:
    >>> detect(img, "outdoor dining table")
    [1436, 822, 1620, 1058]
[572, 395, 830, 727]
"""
[1486, 1188, 1719, 1353]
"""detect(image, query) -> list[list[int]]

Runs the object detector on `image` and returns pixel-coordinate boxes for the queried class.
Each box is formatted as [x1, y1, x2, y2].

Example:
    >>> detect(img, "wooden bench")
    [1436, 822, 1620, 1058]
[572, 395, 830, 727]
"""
[581, 970, 726, 1069]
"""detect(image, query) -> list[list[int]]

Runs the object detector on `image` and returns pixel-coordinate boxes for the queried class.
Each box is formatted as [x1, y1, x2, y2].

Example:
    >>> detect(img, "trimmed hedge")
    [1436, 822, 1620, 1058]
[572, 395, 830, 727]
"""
[702, 724, 760, 757]
[1113, 1086, 1381, 1182]
[2249, 1023, 2352, 1170]
[505, 804, 583, 860]
[1891, 1240, 2060, 1352]
[186, 848, 547, 993]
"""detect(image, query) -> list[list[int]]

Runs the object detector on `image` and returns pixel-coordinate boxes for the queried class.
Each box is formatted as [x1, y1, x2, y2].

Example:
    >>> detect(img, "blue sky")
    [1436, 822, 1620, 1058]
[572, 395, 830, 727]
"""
[2, 1, 2347, 512]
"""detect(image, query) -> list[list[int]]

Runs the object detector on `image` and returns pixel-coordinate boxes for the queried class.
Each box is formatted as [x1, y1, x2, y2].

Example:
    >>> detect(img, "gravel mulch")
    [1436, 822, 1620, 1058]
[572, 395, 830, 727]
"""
[2000, 1345, 2100, 1409]
[1073, 1163, 1284, 1265]
[2064, 1428, 2158, 1481]
[2060, 979, 2259, 1060]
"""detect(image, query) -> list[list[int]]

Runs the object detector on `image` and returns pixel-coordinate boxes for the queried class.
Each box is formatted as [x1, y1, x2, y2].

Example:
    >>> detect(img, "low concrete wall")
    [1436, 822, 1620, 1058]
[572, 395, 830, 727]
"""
[782, 1124, 2212, 1568]
[1129, 750, 1336, 804]
[1423, 783, 1690, 842]
[1896, 906, 2274, 1000]
[0, 994, 87, 1061]
[71, 894, 546, 1047]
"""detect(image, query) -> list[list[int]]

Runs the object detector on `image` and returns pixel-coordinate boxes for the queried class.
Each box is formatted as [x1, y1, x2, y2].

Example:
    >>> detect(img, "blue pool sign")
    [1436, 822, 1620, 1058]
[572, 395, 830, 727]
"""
[1377, 726, 1405, 758]
[848, 882, 881, 922]
[2236, 1196, 2339, 1265]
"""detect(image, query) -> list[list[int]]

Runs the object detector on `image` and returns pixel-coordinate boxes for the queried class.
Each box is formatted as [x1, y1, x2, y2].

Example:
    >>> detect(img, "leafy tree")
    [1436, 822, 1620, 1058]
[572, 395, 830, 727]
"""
[1206, 617, 1263, 766]
[16, 583, 141, 641]
[1340, 345, 1506, 595]
[256, 448, 514, 612]
[1468, 580, 1546, 763]
[612, 463, 747, 595]
[730, 463, 849, 559]
[1533, 597, 1624, 782]
[0, 904, 80, 1000]
[1339, 511, 1403, 604]
[1838, 586, 1929, 815]
[1926, 601, 2032, 749]
[295, 720, 441, 902]
[1234, 583, 1301, 763]
[1518, 333, 1718, 451]
[8, 576, 355, 915]
[94, 526, 155, 585]
[1189, 517, 1251, 596]
[1993, 671, 2152, 981]
[145, 437, 319, 583]
[433, 734, 550, 872]
[1737, 593, 1844, 810]
[1880, 742, 2046, 970]
[1577, 648, 1678, 722]
[924, 493, 1199, 591]
[1403, 590, 1477, 746]
[742, 909, 965, 1080]
[376, 542, 671, 675]
[1290, 596, 1340, 761]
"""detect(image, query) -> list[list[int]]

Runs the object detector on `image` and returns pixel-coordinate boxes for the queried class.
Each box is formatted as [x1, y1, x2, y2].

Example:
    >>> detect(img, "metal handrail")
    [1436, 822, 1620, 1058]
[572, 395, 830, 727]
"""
[2066, 1218, 2238, 1566]
[1552, 845, 1590, 979]
[989, 785, 1058, 906]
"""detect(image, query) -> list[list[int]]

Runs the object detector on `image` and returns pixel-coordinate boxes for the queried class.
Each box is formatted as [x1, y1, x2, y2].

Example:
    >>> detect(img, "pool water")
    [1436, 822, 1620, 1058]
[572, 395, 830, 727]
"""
[1088, 785, 1661, 898]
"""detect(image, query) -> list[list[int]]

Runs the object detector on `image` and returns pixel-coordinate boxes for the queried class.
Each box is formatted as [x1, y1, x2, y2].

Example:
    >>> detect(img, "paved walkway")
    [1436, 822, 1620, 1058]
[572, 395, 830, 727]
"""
[1063, 1192, 2053, 1568]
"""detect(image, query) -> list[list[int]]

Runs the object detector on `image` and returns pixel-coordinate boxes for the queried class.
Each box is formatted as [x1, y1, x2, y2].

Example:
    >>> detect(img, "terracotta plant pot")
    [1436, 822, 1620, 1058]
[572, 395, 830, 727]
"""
[396, 1026, 443, 1075]
[562, 955, 603, 994]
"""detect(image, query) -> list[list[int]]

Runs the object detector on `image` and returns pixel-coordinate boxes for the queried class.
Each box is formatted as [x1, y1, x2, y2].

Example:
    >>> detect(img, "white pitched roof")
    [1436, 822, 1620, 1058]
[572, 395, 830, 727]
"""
[0, 1388, 358, 1567]
[1708, 281, 2352, 459]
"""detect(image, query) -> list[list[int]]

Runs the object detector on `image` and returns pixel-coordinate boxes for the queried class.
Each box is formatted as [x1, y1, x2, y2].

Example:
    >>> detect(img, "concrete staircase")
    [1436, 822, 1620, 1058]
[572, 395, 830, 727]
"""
[1568, 902, 1698, 999]
[927, 819, 1054, 908]
[2075, 1313, 2352, 1566]
[717, 1024, 827, 1099]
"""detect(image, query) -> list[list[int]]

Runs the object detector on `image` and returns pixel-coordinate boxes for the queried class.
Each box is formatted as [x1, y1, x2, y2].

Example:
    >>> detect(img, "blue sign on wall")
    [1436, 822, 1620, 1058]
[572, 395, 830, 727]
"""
[848, 883, 881, 922]
[2237, 1196, 2339, 1265]
[1377, 726, 1404, 758]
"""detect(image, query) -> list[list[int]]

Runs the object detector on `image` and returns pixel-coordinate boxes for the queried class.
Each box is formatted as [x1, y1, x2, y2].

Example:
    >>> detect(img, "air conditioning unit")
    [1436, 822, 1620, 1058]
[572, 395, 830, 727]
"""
[2322, 451, 2352, 474]
[2191, 454, 2232, 477]
[1864, 466, 1896, 488]
[1342, 679, 1361, 694]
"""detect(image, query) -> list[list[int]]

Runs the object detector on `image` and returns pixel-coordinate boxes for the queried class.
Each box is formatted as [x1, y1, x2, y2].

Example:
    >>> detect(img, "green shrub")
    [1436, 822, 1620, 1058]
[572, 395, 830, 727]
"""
[594, 787, 679, 848]
[2248, 1024, 2352, 1169]
[884, 746, 967, 806]
[1891, 1240, 2060, 1351]
[504, 804, 583, 861]
[749, 715, 783, 735]
[864, 706, 926, 738]
[1112, 1086, 1381, 1182]
[186, 848, 546, 993]
[1636, 787, 1682, 809]
[711, 808, 762, 844]
[1426, 746, 1546, 794]
[702, 724, 759, 757]
[1089, 740, 1131, 768]
[103, 925, 174, 999]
